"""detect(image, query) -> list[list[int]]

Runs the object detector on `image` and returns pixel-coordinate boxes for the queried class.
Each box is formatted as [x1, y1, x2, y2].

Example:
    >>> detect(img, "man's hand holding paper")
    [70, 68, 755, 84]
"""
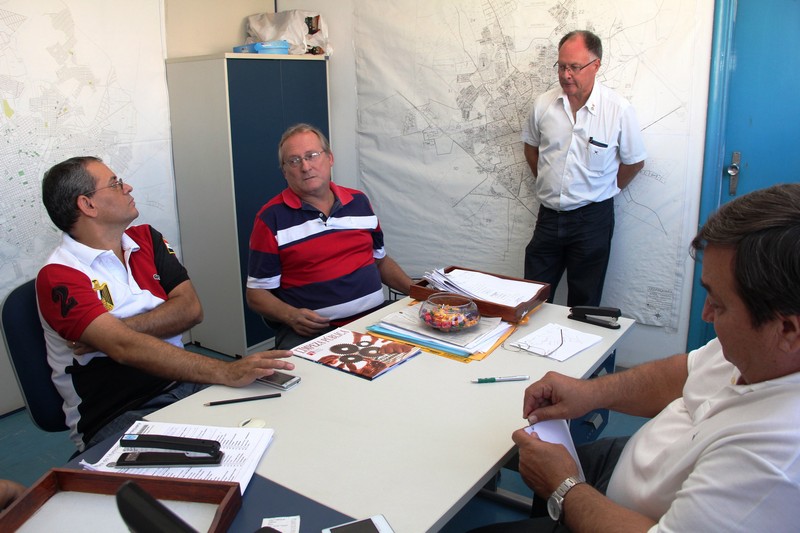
[522, 371, 596, 424]
[514, 419, 584, 495]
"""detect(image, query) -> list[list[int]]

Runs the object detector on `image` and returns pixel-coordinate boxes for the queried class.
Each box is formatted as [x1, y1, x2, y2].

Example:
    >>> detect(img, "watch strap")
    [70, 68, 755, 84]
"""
[553, 475, 583, 499]
[549, 476, 584, 522]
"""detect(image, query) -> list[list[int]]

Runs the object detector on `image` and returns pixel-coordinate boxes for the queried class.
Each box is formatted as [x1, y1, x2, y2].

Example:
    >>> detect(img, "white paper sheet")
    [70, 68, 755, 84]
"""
[81, 420, 274, 493]
[423, 268, 545, 307]
[511, 323, 602, 362]
[524, 419, 585, 480]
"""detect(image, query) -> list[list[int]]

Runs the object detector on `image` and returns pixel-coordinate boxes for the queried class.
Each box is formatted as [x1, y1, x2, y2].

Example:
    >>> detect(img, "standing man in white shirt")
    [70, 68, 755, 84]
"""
[521, 30, 647, 306]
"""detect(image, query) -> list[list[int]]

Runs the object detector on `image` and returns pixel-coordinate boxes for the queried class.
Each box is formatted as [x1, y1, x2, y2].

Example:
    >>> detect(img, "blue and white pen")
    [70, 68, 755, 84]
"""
[471, 375, 530, 384]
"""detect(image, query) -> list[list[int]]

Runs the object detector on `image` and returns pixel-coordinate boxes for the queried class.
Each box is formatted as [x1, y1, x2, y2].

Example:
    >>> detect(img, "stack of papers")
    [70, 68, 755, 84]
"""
[422, 268, 545, 307]
[368, 301, 513, 357]
[81, 420, 274, 493]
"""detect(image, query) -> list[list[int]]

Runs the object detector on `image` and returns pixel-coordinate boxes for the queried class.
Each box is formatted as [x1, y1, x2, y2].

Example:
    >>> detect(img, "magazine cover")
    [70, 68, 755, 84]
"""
[291, 328, 421, 380]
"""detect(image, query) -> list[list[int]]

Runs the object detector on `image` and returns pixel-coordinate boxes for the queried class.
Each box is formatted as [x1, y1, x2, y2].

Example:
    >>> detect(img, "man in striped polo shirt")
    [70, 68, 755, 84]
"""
[246, 124, 412, 349]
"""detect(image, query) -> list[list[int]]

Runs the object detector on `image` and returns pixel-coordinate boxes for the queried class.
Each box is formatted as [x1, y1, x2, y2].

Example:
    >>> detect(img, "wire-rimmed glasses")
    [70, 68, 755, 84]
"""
[83, 177, 125, 197]
[283, 151, 323, 169]
[553, 58, 598, 75]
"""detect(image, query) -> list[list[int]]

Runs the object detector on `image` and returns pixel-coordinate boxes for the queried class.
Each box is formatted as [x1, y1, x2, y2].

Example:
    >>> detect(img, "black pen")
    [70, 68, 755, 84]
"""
[204, 392, 281, 406]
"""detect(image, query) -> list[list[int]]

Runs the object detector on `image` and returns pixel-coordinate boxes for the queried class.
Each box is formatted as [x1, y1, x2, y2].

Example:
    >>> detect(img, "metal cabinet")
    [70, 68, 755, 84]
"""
[166, 53, 329, 355]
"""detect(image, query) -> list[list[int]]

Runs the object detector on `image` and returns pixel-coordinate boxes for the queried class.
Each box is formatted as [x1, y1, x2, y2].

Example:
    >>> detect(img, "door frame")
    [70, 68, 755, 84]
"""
[686, 0, 736, 351]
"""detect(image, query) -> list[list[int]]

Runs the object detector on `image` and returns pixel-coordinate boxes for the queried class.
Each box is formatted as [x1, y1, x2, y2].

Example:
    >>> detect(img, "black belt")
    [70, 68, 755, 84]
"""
[541, 197, 613, 214]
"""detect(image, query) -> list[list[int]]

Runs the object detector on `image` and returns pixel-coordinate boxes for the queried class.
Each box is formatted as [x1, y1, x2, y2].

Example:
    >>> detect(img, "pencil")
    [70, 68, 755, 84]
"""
[204, 392, 281, 406]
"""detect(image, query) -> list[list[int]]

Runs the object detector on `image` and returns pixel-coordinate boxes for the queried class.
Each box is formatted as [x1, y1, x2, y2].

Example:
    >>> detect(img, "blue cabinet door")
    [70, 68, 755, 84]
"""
[227, 57, 330, 348]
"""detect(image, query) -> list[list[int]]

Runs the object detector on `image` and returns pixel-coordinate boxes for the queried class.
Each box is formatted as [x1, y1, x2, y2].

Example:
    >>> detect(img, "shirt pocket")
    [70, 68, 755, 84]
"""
[587, 137, 610, 172]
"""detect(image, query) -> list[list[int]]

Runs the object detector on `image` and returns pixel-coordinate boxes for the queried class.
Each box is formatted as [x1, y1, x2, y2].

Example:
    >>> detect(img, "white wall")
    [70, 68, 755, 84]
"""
[164, 0, 274, 58]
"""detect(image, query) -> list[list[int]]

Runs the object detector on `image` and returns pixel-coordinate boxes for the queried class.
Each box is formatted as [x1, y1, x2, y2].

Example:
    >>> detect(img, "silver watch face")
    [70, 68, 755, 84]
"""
[547, 495, 562, 521]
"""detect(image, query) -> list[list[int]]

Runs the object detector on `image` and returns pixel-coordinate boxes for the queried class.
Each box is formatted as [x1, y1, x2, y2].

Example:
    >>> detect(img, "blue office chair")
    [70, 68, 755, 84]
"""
[1, 279, 68, 432]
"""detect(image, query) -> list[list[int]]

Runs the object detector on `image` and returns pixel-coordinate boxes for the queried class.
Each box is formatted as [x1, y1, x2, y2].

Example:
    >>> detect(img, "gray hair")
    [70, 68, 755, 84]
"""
[277, 123, 331, 167]
[42, 156, 102, 233]
[559, 30, 603, 61]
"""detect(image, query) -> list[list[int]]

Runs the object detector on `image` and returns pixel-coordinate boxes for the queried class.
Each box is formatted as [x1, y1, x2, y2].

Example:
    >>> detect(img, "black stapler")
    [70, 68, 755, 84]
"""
[113, 434, 224, 468]
[568, 306, 621, 329]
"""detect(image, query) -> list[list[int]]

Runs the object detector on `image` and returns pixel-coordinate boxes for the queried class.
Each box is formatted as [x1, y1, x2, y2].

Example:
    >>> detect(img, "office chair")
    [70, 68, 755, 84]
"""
[1, 279, 68, 432]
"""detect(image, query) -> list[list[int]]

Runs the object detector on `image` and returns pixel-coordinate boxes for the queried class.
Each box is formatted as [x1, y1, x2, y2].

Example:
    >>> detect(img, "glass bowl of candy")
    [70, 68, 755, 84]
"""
[419, 293, 481, 332]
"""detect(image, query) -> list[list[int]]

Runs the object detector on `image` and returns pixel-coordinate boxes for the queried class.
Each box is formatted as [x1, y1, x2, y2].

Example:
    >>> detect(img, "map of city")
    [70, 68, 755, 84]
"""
[355, 0, 711, 328]
[0, 1, 177, 304]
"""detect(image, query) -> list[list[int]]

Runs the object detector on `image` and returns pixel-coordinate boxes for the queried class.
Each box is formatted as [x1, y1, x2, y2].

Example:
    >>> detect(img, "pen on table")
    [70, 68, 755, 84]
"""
[204, 393, 281, 407]
[471, 375, 530, 384]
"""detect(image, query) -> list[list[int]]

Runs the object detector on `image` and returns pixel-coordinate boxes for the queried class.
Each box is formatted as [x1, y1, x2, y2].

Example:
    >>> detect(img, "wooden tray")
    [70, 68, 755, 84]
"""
[0, 468, 241, 532]
[409, 266, 550, 323]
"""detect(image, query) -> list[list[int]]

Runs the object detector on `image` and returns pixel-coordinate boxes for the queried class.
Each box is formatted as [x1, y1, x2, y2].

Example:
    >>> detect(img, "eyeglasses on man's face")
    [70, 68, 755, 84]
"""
[553, 58, 598, 75]
[283, 151, 324, 169]
[84, 177, 125, 197]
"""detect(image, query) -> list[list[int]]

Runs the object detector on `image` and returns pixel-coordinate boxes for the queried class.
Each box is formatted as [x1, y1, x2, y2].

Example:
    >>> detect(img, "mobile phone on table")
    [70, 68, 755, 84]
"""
[322, 515, 394, 533]
[256, 370, 301, 391]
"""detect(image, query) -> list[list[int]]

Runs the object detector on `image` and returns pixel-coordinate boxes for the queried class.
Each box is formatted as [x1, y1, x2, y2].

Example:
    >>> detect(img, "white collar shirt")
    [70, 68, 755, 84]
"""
[521, 82, 647, 211]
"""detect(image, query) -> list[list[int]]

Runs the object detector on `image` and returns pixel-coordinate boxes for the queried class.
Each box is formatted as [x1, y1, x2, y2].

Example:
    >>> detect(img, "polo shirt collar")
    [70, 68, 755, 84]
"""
[731, 367, 800, 393]
[61, 230, 140, 266]
[281, 181, 354, 209]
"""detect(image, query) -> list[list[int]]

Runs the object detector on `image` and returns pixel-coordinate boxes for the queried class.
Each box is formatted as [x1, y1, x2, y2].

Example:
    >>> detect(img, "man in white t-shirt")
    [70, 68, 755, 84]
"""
[473, 184, 800, 532]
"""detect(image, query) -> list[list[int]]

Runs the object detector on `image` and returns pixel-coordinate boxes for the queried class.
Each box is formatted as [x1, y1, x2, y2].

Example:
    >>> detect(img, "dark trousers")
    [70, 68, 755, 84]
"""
[271, 299, 396, 350]
[273, 323, 336, 350]
[85, 381, 208, 451]
[524, 198, 615, 307]
[469, 436, 630, 533]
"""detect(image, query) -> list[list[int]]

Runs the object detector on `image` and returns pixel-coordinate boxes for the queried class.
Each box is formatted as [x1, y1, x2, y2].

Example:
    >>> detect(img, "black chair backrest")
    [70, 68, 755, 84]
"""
[1, 279, 68, 432]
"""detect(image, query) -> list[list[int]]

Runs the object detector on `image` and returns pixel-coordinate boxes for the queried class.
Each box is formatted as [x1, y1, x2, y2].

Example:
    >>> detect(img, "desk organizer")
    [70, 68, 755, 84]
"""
[0, 468, 241, 532]
[409, 266, 550, 323]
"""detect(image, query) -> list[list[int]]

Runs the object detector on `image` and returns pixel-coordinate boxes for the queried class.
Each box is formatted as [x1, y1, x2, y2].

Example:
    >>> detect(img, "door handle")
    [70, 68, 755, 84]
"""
[726, 151, 740, 195]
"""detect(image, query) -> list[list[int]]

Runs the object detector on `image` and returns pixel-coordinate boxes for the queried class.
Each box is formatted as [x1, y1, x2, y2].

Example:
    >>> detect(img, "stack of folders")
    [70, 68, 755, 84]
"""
[421, 268, 545, 307]
[367, 301, 513, 358]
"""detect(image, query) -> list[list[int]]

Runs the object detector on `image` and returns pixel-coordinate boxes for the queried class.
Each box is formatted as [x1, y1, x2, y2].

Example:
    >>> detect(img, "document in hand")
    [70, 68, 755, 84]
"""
[524, 419, 585, 480]
[291, 328, 421, 380]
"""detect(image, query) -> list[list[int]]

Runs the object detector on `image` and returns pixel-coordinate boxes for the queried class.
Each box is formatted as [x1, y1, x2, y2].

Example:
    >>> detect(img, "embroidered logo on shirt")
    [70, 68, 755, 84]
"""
[51, 286, 78, 318]
[163, 238, 176, 255]
[91, 279, 114, 311]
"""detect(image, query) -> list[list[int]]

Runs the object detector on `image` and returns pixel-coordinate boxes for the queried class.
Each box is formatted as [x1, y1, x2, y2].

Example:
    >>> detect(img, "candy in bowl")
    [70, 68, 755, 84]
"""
[419, 293, 480, 332]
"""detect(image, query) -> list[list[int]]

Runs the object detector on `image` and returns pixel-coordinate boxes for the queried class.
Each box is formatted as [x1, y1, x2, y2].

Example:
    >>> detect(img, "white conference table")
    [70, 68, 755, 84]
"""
[148, 299, 634, 532]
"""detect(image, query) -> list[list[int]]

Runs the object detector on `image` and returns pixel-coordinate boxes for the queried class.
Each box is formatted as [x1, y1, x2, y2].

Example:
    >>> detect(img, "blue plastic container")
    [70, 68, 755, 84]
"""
[233, 40, 290, 55]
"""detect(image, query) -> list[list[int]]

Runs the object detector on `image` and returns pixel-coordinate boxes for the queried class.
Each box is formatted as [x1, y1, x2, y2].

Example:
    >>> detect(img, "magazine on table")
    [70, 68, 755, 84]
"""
[291, 328, 421, 380]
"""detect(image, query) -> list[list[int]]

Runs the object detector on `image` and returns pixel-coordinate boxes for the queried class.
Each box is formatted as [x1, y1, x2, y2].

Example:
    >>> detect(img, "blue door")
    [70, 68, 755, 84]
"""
[687, 0, 800, 349]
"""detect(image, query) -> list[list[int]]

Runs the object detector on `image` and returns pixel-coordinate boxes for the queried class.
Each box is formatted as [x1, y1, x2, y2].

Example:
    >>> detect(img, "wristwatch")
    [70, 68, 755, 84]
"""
[547, 476, 584, 521]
